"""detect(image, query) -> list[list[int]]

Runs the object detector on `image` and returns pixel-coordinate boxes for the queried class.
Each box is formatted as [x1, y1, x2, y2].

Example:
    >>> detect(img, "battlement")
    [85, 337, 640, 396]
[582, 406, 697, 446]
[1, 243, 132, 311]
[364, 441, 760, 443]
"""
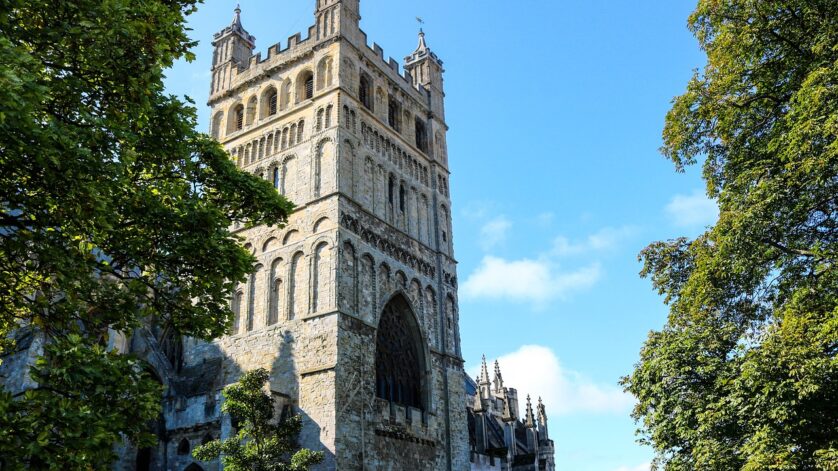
[212, 15, 434, 107]
[359, 34, 428, 97]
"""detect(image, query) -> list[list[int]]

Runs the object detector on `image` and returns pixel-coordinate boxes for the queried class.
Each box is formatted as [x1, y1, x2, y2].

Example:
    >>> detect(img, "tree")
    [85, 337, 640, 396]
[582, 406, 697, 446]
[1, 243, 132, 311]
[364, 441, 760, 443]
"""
[622, 1, 838, 470]
[192, 368, 324, 471]
[0, 0, 293, 468]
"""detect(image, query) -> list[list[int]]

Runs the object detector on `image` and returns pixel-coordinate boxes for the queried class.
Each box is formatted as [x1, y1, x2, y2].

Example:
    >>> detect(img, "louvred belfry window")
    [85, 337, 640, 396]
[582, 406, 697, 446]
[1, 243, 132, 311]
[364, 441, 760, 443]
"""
[269, 90, 278, 115]
[305, 76, 314, 100]
[375, 295, 425, 410]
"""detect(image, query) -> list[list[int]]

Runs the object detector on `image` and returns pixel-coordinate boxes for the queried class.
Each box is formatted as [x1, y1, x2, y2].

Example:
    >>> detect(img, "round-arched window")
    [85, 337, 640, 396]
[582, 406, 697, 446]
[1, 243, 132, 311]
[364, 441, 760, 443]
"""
[375, 295, 425, 410]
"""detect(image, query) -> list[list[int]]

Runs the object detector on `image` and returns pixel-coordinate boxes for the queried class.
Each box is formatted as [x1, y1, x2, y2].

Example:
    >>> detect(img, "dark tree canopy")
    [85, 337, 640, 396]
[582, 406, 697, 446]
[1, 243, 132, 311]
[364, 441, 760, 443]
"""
[0, 0, 293, 468]
[623, 1, 838, 470]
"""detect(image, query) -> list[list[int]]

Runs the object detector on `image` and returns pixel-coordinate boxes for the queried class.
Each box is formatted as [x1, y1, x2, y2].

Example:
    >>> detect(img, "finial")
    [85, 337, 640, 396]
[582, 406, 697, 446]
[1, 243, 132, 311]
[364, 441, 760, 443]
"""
[415, 20, 428, 52]
[523, 394, 535, 427]
[479, 355, 490, 384]
[537, 397, 547, 423]
[493, 360, 504, 392]
[232, 4, 242, 28]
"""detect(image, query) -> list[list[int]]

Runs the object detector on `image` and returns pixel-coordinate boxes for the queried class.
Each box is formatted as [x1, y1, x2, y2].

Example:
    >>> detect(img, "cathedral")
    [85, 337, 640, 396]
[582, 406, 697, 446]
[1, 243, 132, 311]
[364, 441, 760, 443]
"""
[0, 1, 555, 469]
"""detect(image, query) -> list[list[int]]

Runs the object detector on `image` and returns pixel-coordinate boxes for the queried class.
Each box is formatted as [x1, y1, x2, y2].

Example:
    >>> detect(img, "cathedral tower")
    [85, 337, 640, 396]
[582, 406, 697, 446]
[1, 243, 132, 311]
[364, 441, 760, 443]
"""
[197, 2, 467, 469]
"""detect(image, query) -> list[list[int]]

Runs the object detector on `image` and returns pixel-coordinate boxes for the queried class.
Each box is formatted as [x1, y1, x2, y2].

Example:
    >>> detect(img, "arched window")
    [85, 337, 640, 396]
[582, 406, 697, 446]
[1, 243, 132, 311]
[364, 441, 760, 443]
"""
[297, 120, 305, 142]
[264, 87, 278, 117]
[157, 325, 183, 373]
[184, 464, 205, 471]
[414, 117, 428, 153]
[388, 96, 401, 132]
[177, 438, 190, 455]
[280, 79, 292, 111]
[375, 295, 425, 410]
[231, 104, 244, 132]
[231, 290, 243, 334]
[297, 70, 314, 103]
[316, 56, 333, 90]
[317, 109, 324, 131]
[399, 183, 406, 213]
[211, 111, 223, 139]
[325, 105, 333, 129]
[247, 266, 262, 332]
[273, 167, 280, 189]
[305, 76, 314, 99]
[245, 96, 258, 126]
[359, 73, 373, 111]
[388, 175, 395, 206]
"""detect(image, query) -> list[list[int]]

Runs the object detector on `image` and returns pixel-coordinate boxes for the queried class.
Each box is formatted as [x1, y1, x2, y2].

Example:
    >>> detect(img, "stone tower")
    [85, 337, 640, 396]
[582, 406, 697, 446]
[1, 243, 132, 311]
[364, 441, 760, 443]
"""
[198, 1, 467, 469]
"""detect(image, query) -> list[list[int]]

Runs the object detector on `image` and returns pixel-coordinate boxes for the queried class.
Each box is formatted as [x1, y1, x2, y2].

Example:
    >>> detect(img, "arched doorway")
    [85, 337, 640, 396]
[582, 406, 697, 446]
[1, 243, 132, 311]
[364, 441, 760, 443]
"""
[375, 294, 427, 410]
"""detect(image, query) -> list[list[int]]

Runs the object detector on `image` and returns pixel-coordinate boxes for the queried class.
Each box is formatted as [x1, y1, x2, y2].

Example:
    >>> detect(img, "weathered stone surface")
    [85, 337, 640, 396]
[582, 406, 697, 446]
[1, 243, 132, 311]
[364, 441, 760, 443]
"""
[123, 0, 470, 469]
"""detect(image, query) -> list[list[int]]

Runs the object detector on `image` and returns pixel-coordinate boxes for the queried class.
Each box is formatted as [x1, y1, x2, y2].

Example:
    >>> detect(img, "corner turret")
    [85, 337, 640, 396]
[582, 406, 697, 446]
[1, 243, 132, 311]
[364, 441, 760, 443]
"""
[404, 29, 446, 124]
[210, 5, 256, 97]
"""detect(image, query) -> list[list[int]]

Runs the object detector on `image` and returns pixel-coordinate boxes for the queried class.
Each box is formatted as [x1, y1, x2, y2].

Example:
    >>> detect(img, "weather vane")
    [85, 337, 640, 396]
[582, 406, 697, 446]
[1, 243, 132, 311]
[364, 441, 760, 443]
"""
[416, 16, 425, 28]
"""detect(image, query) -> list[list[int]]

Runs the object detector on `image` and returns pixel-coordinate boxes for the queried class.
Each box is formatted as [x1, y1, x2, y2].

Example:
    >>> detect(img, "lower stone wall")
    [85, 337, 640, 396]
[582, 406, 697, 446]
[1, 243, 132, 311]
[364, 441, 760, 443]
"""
[334, 310, 469, 471]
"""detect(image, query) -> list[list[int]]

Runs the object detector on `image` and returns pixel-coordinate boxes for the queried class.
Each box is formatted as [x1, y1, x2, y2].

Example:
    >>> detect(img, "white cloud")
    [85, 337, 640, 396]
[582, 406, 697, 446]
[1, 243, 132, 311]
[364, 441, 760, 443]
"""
[470, 346, 633, 417]
[551, 226, 637, 257]
[611, 464, 651, 471]
[461, 256, 601, 305]
[665, 190, 718, 227]
[479, 216, 512, 251]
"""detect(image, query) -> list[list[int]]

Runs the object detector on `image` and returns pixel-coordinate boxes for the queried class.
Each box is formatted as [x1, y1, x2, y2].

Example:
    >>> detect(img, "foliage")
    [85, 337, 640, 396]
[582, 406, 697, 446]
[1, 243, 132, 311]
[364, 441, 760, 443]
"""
[192, 368, 325, 471]
[0, 0, 293, 468]
[622, 1, 838, 470]
[0, 336, 162, 470]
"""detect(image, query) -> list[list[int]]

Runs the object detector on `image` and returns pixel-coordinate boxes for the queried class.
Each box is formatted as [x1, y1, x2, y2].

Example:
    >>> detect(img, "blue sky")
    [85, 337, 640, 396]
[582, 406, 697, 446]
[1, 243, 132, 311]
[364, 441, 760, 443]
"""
[164, 1, 714, 470]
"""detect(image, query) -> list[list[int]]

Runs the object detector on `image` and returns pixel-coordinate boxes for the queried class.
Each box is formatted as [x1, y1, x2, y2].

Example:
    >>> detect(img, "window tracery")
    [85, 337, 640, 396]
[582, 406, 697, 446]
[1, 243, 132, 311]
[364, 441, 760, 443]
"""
[375, 295, 424, 410]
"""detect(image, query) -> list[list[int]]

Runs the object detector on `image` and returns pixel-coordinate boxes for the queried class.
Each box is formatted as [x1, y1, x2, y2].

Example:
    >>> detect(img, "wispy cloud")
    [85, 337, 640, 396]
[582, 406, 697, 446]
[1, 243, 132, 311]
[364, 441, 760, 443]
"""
[551, 226, 637, 257]
[462, 222, 636, 306]
[479, 216, 512, 251]
[462, 257, 601, 305]
[665, 190, 718, 228]
[470, 346, 633, 416]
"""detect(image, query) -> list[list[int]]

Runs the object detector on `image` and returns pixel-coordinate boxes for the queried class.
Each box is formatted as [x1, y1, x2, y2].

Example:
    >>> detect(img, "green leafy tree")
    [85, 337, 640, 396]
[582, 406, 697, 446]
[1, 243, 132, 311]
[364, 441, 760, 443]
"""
[0, 0, 293, 468]
[622, 1, 838, 470]
[192, 368, 324, 471]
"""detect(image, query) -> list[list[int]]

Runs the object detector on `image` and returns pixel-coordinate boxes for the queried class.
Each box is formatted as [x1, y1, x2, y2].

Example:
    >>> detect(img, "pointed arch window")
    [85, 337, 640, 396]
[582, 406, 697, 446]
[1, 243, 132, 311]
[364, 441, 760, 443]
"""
[375, 295, 425, 410]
